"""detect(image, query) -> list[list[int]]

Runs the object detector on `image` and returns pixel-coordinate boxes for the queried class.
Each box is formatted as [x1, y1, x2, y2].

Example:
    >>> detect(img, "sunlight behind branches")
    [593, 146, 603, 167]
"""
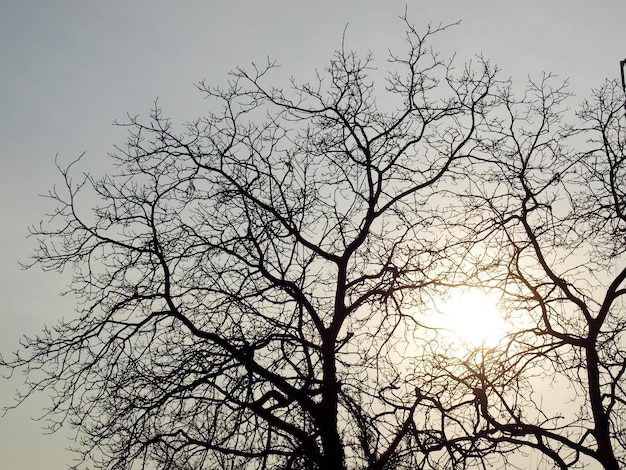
[433, 289, 509, 353]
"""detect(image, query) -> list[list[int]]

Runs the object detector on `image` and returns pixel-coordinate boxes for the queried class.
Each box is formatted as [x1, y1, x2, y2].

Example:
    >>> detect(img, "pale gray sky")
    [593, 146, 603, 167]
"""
[1, 1, 624, 468]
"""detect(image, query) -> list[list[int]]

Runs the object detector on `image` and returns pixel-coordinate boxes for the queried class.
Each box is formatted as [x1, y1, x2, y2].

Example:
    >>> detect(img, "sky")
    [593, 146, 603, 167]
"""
[1, 1, 625, 468]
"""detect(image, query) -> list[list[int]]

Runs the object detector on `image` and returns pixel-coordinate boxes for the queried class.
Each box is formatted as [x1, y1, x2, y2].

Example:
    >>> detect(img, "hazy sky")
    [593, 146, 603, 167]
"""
[1, 1, 625, 468]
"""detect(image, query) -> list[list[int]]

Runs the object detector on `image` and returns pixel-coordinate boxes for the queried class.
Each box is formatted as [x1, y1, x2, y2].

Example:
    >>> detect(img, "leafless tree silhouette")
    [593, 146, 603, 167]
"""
[434, 76, 626, 470]
[2, 19, 501, 470]
[4, 15, 626, 470]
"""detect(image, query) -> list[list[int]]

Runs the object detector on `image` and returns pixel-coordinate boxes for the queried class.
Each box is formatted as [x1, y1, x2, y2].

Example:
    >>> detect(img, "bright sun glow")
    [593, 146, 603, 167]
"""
[433, 289, 508, 351]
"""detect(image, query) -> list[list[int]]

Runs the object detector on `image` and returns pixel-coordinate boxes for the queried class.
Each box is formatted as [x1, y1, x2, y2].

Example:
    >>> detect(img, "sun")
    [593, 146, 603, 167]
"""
[433, 288, 508, 351]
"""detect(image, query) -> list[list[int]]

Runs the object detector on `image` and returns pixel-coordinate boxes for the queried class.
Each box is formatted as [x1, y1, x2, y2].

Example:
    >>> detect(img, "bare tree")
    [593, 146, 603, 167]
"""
[430, 76, 626, 469]
[2, 20, 500, 470]
[10, 13, 625, 470]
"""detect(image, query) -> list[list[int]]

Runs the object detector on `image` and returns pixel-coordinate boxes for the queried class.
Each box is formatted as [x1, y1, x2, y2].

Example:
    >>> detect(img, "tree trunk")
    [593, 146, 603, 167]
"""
[317, 340, 345, 470]
[586, 343, 619, 470]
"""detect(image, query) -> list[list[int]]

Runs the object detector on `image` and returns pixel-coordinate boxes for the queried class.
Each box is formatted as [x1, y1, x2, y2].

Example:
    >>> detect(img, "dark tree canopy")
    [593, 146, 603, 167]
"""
[3, 18, 626, 470]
